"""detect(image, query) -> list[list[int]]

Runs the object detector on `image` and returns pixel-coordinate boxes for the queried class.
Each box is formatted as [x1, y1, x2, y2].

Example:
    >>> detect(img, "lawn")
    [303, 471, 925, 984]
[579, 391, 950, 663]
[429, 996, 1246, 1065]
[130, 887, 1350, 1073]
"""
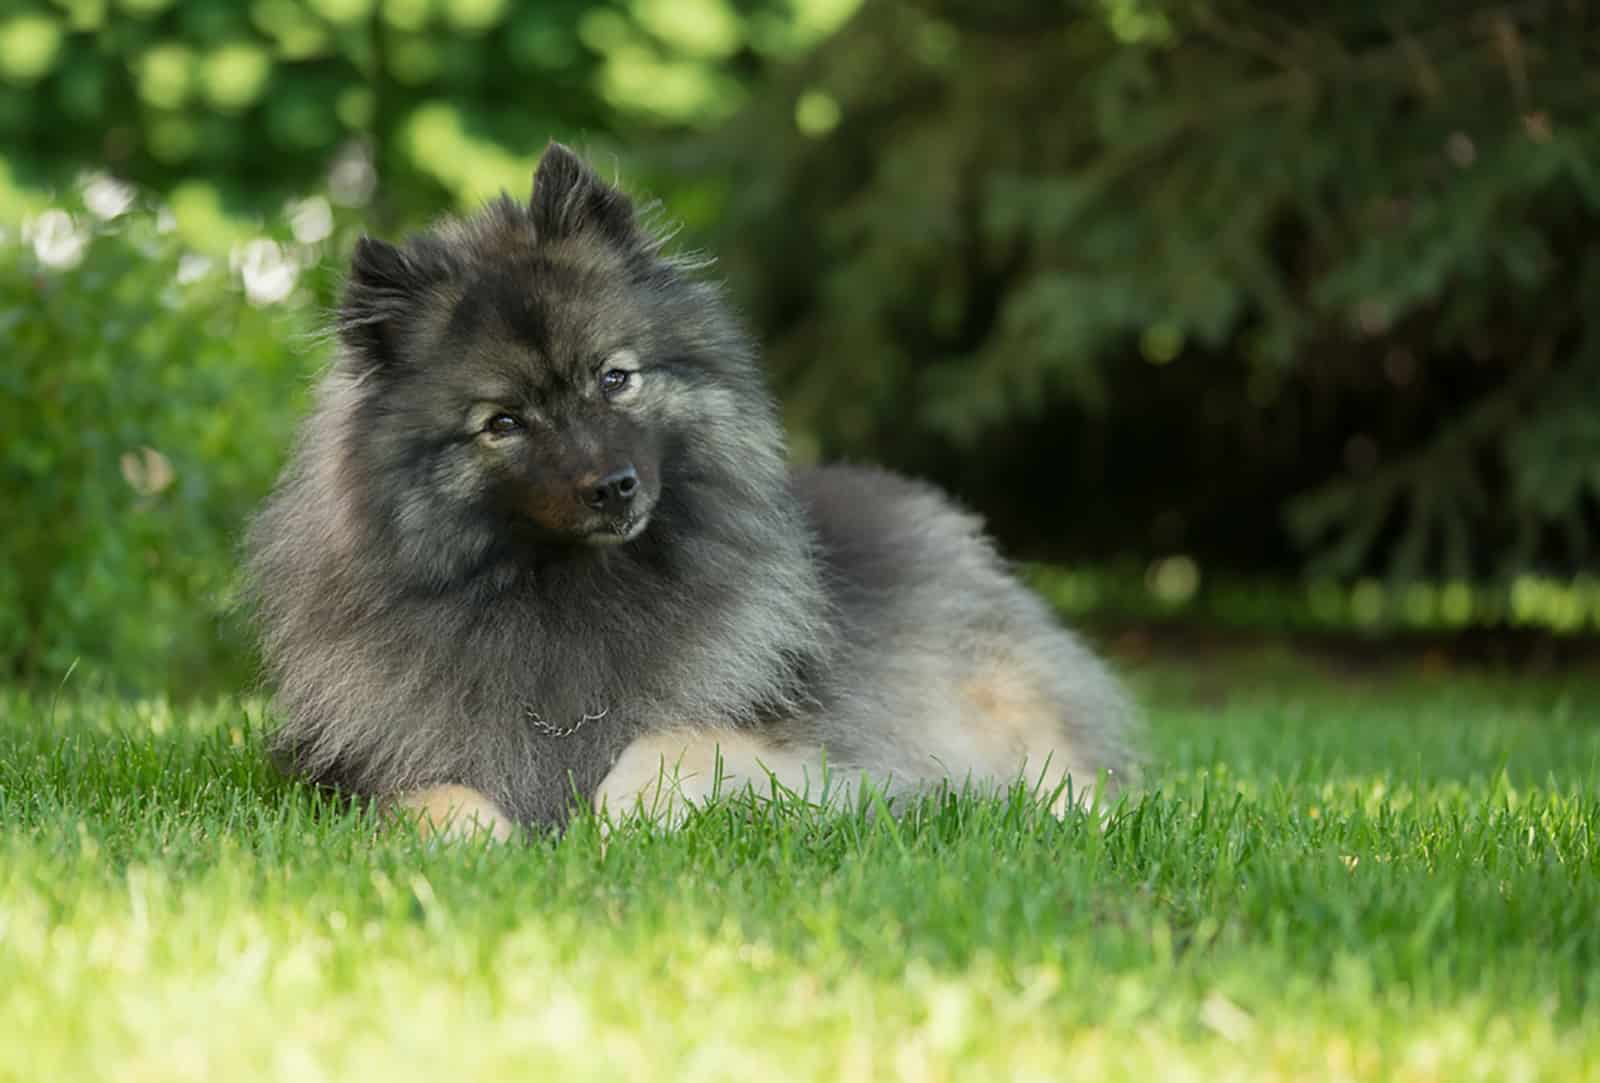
[1, 648, 1597, 1082]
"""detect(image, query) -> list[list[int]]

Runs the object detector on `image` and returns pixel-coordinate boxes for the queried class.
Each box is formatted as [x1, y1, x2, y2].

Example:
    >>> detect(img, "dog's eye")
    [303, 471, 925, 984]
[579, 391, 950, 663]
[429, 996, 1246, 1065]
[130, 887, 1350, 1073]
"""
[599, 369, 631, 397]
[484, 413, 523, 436]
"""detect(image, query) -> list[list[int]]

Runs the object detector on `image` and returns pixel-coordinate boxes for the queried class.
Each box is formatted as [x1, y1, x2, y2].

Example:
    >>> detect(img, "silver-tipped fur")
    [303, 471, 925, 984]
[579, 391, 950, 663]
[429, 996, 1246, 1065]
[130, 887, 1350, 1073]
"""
[244, 143, 1139, 831]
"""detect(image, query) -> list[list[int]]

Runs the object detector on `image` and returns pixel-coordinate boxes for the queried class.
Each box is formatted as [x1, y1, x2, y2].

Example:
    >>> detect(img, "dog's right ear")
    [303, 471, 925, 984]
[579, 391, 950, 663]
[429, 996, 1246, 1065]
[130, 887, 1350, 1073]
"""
[337, 236, 446, 365]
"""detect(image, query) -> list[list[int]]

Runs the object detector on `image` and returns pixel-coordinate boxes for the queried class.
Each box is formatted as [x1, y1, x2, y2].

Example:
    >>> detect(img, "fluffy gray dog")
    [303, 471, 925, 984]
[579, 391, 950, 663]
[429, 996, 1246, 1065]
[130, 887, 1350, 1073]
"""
[245, 144, 1138, 839]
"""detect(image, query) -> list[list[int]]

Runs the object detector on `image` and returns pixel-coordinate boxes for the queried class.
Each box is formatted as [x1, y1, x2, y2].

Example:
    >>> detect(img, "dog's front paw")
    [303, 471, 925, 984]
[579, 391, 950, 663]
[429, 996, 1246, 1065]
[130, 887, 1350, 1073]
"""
[388, 785, 517, 843]
[591, 734, 718, 834]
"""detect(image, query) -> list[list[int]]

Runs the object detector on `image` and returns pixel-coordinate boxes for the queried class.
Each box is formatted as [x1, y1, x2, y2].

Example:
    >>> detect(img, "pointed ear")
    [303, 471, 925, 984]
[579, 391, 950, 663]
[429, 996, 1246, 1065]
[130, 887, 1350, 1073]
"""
[337, 236, 445, 364]
[529, 142, 641, 250]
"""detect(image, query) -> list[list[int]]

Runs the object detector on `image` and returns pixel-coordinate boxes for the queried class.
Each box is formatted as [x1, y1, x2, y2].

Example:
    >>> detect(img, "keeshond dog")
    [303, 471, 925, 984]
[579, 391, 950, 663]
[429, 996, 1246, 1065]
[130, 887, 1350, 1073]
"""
[245, 144, 1138, 839]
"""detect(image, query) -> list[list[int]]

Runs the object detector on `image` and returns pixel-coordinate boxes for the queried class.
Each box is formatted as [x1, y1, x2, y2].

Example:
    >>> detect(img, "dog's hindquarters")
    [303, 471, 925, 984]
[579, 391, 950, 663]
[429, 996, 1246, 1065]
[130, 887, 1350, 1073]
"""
[789, 464, 1136, 804]
[595, 464, 1138, 825]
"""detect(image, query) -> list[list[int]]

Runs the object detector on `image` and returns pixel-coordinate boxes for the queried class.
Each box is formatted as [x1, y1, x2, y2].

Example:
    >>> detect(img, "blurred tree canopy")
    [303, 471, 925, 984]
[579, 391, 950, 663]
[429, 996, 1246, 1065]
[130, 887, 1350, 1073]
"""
[706, 0, 1600, 579]
[0, 0, 855, 225]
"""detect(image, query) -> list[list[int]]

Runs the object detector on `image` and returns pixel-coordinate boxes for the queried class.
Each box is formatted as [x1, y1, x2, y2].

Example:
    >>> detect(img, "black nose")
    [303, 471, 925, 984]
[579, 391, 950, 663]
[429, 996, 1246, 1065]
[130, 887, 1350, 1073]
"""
[580, 466, 639, 514]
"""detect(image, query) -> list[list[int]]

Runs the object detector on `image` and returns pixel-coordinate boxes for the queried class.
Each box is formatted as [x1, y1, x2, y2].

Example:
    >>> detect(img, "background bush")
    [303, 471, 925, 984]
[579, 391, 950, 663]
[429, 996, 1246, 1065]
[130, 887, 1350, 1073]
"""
[1, 198, 337, 689]
[3, 0, 1599, 692]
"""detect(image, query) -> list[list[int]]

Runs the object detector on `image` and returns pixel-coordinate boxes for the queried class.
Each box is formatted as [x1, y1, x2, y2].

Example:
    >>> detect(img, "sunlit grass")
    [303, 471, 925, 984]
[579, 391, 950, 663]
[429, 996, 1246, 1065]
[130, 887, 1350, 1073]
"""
[1, 655, 1598, 1081]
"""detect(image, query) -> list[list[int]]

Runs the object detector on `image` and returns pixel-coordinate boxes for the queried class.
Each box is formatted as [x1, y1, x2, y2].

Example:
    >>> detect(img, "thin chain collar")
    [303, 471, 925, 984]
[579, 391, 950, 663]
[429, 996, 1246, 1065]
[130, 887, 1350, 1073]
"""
[524, 705, 609, 739]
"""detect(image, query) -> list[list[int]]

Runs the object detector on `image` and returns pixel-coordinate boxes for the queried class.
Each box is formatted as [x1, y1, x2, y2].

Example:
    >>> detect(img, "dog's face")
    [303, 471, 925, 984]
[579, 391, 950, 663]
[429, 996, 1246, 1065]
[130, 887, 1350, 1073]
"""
[334, 145, 761, 578]
[458, 340, 660, 546]
[379, 252, 669, 549]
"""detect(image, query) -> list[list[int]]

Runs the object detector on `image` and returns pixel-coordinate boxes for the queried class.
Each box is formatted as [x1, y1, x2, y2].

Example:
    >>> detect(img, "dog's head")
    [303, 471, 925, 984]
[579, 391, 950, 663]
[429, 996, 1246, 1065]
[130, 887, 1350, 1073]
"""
[332, 144, 772, 582]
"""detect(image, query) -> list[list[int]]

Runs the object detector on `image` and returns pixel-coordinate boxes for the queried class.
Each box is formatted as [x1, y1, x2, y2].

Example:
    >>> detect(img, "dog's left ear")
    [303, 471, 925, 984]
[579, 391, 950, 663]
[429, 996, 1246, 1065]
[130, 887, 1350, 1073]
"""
[530, 142, 642, 251]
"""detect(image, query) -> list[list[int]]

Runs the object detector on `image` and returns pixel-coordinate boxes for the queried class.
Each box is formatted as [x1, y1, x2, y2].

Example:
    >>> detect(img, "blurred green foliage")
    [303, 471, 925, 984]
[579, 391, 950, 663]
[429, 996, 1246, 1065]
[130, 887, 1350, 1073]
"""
[0, 198, 339, 688]
[1029, 564, 1600, 640]
[0, 0, 856, 224]
[3, 1, 1600, 692]
[707, 0, 1600, 580]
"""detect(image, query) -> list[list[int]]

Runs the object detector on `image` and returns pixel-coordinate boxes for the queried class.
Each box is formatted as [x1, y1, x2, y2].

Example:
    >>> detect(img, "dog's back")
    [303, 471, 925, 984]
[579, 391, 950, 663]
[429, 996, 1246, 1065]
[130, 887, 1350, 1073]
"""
[786, 463, 1139, 807]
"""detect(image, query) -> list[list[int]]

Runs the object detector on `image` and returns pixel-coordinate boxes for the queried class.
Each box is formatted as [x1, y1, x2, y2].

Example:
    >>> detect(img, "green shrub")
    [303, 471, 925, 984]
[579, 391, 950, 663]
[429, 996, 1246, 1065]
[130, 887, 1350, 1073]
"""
[1, 195, 336, 691]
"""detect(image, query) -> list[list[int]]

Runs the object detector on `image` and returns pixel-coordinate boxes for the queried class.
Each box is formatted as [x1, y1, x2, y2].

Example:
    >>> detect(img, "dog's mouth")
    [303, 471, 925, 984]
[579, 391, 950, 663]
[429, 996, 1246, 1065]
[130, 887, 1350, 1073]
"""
[576, 490, 656, 546]
[582, 510, 651, 546]
[513, 486, 656, 548]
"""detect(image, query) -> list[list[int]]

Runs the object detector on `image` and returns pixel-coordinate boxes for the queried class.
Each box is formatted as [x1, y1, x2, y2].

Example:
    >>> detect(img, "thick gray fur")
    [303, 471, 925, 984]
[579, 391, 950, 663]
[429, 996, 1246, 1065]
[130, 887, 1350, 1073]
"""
[244, 143, 1138, 827]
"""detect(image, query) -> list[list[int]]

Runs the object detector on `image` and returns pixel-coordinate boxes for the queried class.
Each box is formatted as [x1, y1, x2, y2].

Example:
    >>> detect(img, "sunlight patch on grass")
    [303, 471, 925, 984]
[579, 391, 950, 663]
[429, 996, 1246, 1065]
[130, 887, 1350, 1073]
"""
[1, 664, 1597, 1081]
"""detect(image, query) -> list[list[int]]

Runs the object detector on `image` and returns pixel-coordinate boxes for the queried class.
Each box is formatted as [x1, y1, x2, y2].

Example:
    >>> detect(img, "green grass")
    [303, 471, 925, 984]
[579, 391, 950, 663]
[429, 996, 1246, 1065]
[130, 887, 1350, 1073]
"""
[2, 651, 1598, 1082]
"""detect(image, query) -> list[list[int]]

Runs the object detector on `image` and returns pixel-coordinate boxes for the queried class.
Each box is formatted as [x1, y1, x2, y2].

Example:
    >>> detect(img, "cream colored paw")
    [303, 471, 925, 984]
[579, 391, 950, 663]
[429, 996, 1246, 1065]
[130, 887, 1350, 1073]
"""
[591, 733, 724, 831]
[593, 730, 835, 831]
[1015, 749, 1100, 818]
[389, 785, 516, 843]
